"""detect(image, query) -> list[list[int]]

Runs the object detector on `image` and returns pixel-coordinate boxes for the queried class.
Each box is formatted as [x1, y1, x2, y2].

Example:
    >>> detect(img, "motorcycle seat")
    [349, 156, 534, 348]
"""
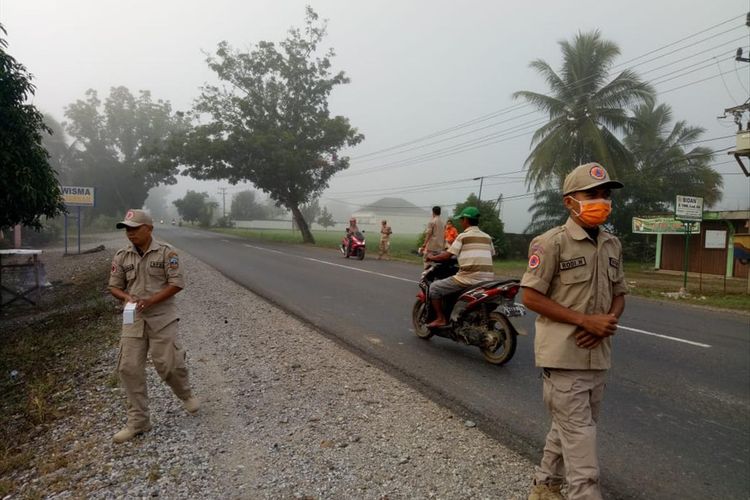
[465, 278, 519, 291]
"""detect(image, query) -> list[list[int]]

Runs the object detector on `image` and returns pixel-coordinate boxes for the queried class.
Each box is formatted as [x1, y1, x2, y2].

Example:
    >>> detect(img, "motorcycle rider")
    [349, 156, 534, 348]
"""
[424, 206, 495, 328]
[344, 217, 360, 255]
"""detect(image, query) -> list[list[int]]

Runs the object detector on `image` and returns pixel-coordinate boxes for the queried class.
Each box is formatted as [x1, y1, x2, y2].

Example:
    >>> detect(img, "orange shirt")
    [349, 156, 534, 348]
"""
[444, 225, 458, 245]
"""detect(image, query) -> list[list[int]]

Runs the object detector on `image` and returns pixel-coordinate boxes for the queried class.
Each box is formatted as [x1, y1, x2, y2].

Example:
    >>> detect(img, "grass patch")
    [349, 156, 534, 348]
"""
[0, 262, 119, 491]
[211, 227, 424, 261]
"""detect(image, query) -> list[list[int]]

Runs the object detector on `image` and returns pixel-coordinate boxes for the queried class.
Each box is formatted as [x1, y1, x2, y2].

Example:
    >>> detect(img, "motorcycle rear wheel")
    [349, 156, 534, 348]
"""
[411, 300, 433, 339]
[481, 312, 517, 365]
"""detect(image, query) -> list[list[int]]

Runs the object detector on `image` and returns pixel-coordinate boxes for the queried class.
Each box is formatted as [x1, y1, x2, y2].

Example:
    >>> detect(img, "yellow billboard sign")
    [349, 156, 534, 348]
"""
[61, 186, 95, 207]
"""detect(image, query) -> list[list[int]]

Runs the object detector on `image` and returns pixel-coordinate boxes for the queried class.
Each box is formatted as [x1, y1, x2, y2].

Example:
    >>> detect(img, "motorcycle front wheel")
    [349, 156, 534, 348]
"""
[481, 312, 517, 365]
[411, 300, 433, 339]
[357, 248, 365, 260]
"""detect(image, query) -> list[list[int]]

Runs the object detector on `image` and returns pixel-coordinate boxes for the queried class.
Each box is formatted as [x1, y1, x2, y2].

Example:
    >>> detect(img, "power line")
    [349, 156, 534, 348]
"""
[347, 14, 747, 163]
[342, 48, 745, 178]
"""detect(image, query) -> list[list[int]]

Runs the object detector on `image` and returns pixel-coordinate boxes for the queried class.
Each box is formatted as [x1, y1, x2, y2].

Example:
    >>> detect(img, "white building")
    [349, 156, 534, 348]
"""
[351, 197, 431, 235]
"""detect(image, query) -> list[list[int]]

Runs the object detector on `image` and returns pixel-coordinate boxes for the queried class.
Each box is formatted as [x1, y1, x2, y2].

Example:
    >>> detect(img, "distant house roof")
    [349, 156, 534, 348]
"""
[353, 197, 430, 217]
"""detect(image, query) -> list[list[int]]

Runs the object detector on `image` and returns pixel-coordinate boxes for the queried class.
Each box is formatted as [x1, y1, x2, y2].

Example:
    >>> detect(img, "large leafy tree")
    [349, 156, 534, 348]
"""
[513, 30, 654, 190]
[317, 206, 335, 229]
[173, 190, 217, 226]
[230, 190, 266, 220]
[0, 25, 65, 229]
[63, 86, 189, 218]
[175, 7, 363, 243]
[453, 194, 508, 258]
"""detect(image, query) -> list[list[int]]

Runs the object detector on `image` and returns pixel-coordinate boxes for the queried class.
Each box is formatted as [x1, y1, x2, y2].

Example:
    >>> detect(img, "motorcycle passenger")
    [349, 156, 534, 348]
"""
[424, 206, 495, 328]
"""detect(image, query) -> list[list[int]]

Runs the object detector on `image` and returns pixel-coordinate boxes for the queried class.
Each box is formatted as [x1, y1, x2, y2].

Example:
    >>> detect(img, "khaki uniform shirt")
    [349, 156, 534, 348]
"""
[520, 218, 627, 370]
[425, 216, 445, 253]
[109, 239, 185, 337]
[380, 225, 392, 242]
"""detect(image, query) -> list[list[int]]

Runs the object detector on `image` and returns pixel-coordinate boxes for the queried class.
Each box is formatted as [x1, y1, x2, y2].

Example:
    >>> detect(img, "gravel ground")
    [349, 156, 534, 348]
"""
[5, 235, 535, 499]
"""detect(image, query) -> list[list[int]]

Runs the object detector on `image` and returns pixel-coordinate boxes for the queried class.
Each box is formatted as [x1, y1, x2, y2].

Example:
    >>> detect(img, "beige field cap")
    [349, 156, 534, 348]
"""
[116, 209, 154, 229]
[562, 162, 624, 196]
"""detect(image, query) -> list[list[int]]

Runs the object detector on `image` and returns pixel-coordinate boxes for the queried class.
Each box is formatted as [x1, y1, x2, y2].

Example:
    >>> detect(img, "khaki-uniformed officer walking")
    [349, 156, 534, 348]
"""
[108, 209, 199, 443]
[378, 219, 393, 260]
[521, 163, 627, 500]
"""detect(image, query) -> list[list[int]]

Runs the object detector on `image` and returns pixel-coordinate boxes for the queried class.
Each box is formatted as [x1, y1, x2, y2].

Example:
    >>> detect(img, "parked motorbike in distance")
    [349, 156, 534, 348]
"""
[341, 230, 366, 260]
[412, 260, 527, 365]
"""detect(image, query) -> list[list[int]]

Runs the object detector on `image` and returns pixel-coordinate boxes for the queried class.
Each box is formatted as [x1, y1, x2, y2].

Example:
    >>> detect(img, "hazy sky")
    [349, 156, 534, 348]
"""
[2, 0, 749, 232]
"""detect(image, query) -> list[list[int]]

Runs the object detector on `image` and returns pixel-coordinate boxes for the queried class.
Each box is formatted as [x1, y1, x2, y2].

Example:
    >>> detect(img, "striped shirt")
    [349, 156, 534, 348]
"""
[447, 226, 496, 285]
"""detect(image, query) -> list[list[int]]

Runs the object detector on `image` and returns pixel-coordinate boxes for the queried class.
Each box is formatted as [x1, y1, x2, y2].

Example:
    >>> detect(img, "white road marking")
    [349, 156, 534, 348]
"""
[243, 244, 287, 256]
[303, 257, 416, 283]
[241, 242, 711, 348]
[619, 325, 711, 348]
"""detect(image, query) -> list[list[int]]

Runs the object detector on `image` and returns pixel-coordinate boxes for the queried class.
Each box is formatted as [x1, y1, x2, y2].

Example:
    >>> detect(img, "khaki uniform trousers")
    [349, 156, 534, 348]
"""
[378, 238, 390, 258]
[117, 320, 191, 430]
[535, 368, 606, 500]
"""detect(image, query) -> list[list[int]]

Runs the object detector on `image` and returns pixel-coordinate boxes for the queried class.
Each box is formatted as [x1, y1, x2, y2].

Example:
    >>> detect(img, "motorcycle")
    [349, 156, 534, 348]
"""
[412, 261, 527, 365]
[341, 230, 366, 260]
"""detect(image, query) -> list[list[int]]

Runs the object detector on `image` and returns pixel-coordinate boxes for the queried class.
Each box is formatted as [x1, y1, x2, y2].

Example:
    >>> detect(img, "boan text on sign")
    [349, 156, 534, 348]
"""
[675, 195, 703, 222]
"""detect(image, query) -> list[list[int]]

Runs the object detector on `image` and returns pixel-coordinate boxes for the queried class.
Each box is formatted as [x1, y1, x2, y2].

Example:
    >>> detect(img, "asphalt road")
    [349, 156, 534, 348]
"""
[161, 226, 750, 500]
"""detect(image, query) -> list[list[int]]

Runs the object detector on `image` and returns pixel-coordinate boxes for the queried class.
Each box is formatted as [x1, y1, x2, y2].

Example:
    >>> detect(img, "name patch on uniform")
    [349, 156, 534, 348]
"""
[149, 261, 165, 268]
[122, 264, 135, 273]
[609, 257, 619, 269]
[559, 257, 586, 271]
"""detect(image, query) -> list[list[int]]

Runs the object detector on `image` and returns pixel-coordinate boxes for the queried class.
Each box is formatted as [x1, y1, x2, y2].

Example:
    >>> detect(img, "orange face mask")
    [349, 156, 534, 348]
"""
[567, 197, 612, 226]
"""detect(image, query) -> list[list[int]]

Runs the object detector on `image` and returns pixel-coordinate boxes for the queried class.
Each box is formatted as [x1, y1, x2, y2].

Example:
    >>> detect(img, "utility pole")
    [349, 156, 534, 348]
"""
[473, 176, 485, 203]
[217, 187, 228, 218]
[724, 11, 750, 177]
[495, 194, 504, 220]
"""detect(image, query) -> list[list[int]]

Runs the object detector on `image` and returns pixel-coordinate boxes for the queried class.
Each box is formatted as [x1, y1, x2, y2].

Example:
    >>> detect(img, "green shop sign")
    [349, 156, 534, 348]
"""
[632, 217, 700, 234]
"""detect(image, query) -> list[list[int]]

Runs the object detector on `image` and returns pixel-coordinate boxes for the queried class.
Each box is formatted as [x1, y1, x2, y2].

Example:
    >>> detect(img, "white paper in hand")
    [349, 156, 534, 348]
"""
[123, 302, 137, 325]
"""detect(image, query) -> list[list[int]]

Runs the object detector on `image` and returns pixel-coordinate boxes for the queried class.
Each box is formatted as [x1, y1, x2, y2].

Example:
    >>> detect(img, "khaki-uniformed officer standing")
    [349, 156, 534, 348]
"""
[108, 209, 199, 443]
[378, 219, 393, 260]
[521, 163, 627, 500]
[420, 206, 445, 267]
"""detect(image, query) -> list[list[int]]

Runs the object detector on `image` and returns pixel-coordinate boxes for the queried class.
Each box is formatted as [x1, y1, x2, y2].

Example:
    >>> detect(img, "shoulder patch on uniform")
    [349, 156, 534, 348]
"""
[528, 254, 541, 269]
[167, 251, 179, 269]
[111, 263, 118, 274]
[609, 257, 619, 269]
[559, 257, 586, 271]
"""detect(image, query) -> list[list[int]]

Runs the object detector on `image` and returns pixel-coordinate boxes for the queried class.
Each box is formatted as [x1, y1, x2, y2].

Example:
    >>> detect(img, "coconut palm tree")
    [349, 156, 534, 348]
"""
[622, 102, 722, 212]
[513, 30, 654, 190]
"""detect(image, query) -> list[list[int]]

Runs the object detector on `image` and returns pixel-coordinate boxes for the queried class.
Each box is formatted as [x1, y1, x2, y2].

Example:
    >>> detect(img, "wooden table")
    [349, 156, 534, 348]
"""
[0, 249, 43, 309]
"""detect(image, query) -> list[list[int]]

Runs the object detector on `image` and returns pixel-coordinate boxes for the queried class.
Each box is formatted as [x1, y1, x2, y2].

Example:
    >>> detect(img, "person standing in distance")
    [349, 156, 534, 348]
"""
[108, 209, 199, 443]
[420, 206, 445, 267]
[521, 163, 627, 500]
[443, 218, 459, 249]
[378, 219, 393, 260]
